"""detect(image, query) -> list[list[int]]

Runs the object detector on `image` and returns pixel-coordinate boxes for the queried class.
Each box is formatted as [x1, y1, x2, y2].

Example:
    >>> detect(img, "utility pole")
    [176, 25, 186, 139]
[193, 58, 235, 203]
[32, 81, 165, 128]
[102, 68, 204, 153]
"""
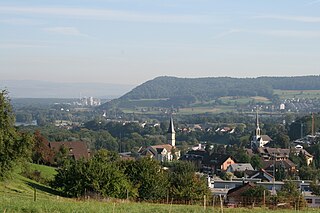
[273, 152, 276, 195]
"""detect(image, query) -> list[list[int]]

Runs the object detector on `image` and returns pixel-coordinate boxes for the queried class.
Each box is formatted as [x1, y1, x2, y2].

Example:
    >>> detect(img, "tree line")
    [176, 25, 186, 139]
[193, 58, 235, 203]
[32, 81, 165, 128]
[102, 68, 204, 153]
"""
[51, 149, 210, 202]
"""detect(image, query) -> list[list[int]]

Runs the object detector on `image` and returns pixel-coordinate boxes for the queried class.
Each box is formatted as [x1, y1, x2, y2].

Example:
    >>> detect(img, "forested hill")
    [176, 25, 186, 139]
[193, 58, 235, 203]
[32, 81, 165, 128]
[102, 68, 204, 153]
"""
[257, 76, 320, 90]
[102, 75, 320, 108]
[122, 76, 274, 100]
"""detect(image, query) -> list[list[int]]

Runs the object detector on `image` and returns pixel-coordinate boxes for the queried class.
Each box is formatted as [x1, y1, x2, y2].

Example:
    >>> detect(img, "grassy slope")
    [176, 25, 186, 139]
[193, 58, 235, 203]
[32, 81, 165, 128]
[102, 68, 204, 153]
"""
[0, 164, 317, 212]
[0, 164, 59, 198]
[28, 163, 58, 181]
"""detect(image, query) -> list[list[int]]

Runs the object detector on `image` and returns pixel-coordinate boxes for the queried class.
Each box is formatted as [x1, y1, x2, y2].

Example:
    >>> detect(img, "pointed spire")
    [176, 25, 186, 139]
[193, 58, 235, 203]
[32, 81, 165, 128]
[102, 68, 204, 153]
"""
[167, 116, 176, 147]
[255, 109, 261, 136]
[256, 109, 259, 128]
[168, 116, 175, 133]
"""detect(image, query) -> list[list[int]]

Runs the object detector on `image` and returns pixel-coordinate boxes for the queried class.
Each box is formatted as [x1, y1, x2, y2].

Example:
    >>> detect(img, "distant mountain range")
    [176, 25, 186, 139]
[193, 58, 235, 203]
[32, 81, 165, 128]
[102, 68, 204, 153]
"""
[101, 75, 320, 109]
[0, 80, 135, 99]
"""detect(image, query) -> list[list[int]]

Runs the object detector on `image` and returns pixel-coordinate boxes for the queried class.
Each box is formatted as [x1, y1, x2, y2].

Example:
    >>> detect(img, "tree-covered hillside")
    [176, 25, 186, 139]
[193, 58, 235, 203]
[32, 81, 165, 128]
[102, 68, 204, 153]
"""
[102, 75, 320, 108]
[257, 76, 320, 90]
[122, 76, 274, 100]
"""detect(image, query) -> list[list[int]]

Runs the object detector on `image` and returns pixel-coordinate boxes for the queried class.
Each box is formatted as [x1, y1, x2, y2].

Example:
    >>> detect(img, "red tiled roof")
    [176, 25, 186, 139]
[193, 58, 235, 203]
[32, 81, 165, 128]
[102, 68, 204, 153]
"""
[227, 182, 256, 197]
[49, 141, 90, 160]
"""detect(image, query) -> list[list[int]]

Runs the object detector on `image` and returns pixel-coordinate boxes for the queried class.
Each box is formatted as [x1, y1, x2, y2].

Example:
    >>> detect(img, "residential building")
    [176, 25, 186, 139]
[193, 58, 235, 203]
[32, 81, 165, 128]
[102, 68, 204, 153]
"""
[226, 163, 254, 173]
[244, 169, 274, 182]
[257, 147, 290, 161]
[262, 159, 296, 177]
[49, 141, 90, 160]
[226, 182, 257, 206]
[181, 149, 209, 171]
[210, 178, 320, 208]
[293, 147, 313, 166]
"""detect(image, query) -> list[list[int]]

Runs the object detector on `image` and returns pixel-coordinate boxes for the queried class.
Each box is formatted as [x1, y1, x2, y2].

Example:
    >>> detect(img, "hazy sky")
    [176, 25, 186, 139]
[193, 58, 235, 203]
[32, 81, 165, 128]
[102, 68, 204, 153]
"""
[1, 0, 320, 85]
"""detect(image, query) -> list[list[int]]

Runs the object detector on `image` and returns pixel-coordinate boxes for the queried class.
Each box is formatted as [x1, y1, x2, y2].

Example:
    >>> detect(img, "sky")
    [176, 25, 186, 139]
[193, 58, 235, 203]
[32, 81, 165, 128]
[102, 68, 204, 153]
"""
[1, 0, 320, 86]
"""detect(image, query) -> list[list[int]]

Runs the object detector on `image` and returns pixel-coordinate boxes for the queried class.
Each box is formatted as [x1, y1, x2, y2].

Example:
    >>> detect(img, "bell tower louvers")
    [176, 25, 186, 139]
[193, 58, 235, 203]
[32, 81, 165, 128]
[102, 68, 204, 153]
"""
[167, 117, 176, 147]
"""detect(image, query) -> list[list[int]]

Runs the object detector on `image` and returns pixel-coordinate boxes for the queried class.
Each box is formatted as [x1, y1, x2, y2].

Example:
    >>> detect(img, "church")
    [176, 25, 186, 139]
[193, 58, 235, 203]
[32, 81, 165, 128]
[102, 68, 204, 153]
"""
[251, 111, 272, 149]
[139, 117, 180, 162]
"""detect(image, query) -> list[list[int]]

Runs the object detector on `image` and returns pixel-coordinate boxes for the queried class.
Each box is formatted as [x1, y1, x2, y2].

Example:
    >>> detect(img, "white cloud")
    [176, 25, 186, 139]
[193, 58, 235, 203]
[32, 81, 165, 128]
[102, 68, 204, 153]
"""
[0, 6, 208, 23]
[255, 15, 320, 23]
[43, 27, 87, 36]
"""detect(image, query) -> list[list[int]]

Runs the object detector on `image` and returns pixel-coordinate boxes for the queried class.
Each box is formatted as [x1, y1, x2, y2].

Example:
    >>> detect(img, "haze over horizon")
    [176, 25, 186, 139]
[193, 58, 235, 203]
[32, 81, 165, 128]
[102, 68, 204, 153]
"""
[1, 0, 320, 85]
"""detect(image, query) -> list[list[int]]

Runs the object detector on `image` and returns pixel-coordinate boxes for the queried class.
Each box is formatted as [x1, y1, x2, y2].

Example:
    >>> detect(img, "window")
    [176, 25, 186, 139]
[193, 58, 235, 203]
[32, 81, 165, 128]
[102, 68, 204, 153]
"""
[315, 199, 320, 204]
[306, 199, 313, 204]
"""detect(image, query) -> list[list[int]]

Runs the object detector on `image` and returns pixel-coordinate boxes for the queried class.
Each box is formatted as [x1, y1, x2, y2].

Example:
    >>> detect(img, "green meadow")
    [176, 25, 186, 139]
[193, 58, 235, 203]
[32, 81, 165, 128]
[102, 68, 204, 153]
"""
[1, 164, 319, 212]
[274, 89, 320, 99]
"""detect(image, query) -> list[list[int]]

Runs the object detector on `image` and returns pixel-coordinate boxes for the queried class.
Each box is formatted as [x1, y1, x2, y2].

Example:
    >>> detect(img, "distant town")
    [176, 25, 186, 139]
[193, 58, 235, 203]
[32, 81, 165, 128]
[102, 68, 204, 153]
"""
[0, 76, 319, 211]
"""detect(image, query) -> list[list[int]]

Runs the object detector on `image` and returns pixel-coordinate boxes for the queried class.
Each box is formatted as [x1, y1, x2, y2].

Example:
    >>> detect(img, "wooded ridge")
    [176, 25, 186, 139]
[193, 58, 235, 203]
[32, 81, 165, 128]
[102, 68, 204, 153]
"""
[102, 75, 320, 108]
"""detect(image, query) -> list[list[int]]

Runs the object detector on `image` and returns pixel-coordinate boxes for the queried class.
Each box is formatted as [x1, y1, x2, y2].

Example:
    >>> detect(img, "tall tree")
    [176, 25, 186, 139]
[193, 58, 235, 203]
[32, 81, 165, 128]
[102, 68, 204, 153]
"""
[169, 161, 210, 202]
[32, 130, 54, 165]
[52, 149, 135, 198]
[250, 154, 262, 170]
[121, 157, 169, 201]
[277, 181, 306, 208]
[0, 90, 33, 179]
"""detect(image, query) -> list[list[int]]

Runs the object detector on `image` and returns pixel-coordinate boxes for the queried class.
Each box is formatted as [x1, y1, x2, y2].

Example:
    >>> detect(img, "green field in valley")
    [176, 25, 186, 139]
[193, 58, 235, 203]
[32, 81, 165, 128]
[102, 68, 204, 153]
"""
[119, 95, 274, 115]
[218, 96, 271, 105]
[179, 106, 237, 114]
[274, 89, 320, 99]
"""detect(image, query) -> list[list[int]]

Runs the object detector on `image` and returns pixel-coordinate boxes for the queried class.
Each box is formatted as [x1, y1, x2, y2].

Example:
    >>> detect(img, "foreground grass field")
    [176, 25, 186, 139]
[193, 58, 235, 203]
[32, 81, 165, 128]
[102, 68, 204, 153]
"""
[2, 195, 320, 213]
[1, 164, 319, 212]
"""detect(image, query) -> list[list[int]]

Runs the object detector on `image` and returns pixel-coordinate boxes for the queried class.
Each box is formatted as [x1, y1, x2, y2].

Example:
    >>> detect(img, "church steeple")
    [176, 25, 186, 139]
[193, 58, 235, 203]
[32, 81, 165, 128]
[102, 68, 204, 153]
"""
[167, 116, 176, 147]
[251, 109, 271, 149]
[255, 110, 261, 137]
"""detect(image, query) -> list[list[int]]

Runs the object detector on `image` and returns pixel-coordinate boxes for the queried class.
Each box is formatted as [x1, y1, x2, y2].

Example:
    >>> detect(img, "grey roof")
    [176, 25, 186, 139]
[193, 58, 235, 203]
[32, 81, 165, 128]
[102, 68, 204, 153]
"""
[228, 163, 254, 172]
[257, 147, 289, 157]
[261, 135, 272, 141]
[262, 159, 296, 170]
[167, 117, 175, 133]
